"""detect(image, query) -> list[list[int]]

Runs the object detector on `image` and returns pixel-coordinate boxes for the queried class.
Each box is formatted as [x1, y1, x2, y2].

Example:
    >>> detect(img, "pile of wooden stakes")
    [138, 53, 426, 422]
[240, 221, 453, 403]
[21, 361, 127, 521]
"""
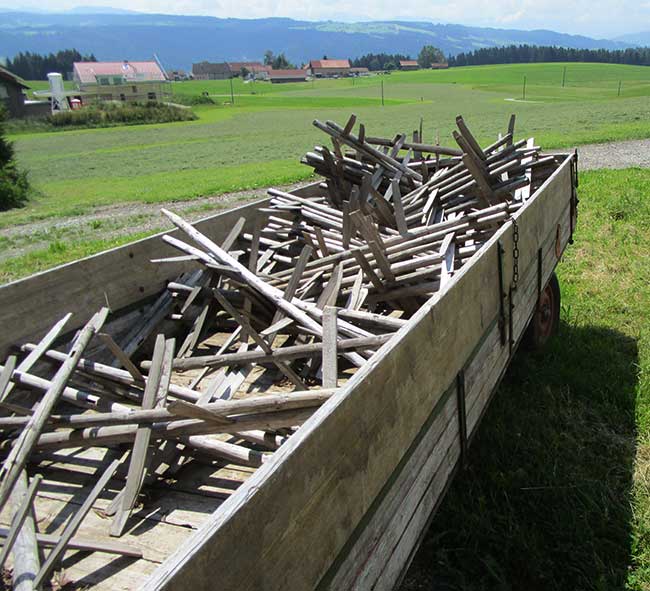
[0, 113, 557, 588]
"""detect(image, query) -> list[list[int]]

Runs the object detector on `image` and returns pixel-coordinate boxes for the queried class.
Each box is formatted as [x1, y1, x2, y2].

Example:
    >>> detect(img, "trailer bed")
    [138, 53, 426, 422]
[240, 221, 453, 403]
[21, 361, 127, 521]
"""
[0, 119, 577, 590]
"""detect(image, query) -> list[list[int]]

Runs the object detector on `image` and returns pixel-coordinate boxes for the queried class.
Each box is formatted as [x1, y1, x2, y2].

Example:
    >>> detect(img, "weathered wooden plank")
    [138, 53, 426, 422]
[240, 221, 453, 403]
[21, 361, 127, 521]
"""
[322, 307, 338, 388]
[320, 388, 458, 589]
[0, 474, 42, 569]
[7, 470, 39, 591]
[110, 336, 174, 536]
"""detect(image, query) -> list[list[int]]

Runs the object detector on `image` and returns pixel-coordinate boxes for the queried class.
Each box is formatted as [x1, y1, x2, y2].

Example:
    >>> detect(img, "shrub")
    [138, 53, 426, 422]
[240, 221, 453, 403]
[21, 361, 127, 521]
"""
[0, 108, 30, 211]
[45, 101, 197, 129]
[172, 94, 216, 106]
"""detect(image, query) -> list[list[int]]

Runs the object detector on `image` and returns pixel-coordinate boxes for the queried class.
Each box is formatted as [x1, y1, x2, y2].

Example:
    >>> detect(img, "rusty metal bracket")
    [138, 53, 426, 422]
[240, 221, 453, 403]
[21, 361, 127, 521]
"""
[508, 286, 515, 355]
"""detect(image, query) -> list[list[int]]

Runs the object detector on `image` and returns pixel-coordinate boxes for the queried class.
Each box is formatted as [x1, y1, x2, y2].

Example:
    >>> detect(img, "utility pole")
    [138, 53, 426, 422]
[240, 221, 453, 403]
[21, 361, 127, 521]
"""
[229, 77, 234, 104]
[618, 80, 622, 97]
[522, 75, 527, 100]
[562, 66, 567, 88]
[381, 80, 384, 106]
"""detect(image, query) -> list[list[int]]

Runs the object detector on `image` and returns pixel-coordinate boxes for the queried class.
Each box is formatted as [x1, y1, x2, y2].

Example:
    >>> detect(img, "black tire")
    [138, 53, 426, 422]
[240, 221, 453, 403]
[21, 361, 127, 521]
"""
[522, 272, 561, 351]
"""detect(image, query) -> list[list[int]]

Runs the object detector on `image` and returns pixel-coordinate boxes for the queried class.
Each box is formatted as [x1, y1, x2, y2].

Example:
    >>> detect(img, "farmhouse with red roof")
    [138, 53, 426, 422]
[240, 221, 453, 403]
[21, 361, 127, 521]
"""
[308, 59, 351, 78]
[73, 60, 171, 103]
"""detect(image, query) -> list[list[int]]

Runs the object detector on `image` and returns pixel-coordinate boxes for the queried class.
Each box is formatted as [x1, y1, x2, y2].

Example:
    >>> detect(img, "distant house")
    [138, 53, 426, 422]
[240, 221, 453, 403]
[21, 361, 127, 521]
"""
[0, 65, 29, 118]
[399, 60, 419, 71]
[350, 67, 370, 76]
[269, 69, 308, 84]
[430, 62, 449, 70]
[167, 69, 188, 81]
[192, 62, 231, 80]
[73, 60, 171, 103]
[228, 62, 270, 80]
[308, 59, 350, 78]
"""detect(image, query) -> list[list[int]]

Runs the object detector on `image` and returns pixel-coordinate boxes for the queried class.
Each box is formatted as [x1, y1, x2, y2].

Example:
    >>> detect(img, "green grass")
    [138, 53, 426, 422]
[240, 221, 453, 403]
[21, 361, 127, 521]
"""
[402, 167, 650, 590]
[0, 229, 159, 283]
[4, 63, 650, 229]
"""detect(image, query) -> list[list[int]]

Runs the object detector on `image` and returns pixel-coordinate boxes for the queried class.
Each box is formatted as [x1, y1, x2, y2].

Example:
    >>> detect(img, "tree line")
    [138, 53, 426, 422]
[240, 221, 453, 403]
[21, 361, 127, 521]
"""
[263, 50, 296, 70]
[5, 49, 96, 80]
[449, 44, 650, 67]
[351, 46, 446, 71]
[351, 53, 412, 71]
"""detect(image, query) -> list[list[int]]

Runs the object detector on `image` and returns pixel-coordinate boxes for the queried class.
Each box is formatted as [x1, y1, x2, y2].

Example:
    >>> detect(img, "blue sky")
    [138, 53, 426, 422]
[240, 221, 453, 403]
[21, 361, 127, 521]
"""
[4, 0, 648, 38]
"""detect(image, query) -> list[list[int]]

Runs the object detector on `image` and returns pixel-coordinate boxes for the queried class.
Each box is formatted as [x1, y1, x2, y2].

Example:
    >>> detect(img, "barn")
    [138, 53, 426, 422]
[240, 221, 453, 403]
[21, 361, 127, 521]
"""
[0, 66, 29, 118]
[308, 59, 351, 78]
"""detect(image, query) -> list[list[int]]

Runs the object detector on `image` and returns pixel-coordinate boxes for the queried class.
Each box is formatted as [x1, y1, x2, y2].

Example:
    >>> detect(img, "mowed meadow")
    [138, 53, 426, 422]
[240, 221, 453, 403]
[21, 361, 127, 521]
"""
[5, 62, 650, 230]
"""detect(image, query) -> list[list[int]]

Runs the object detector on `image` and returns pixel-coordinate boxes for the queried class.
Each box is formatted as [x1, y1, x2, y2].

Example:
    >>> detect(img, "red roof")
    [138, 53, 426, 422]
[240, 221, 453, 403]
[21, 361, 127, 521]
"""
[269, 69, 308, 78]
[73, 61, 166, 84]
[399, 60, 419, 67]
[309, 59, 350, 69]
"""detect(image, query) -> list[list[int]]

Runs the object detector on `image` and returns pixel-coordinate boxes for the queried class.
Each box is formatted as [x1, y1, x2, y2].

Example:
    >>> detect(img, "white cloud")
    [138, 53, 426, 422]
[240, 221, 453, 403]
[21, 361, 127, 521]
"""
[8, 0, 650, 38]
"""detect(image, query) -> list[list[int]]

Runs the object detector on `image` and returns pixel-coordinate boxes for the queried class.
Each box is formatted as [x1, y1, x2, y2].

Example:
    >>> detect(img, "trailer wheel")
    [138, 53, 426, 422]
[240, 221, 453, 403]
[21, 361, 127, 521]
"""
[523, 272, 560, 350]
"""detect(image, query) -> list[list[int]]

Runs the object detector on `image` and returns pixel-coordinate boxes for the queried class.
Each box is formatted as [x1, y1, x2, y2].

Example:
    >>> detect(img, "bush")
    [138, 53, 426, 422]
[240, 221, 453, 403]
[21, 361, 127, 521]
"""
[45, 101, 197, 129]
[172, 93, 216, 106]
[0, 108, 30, 211]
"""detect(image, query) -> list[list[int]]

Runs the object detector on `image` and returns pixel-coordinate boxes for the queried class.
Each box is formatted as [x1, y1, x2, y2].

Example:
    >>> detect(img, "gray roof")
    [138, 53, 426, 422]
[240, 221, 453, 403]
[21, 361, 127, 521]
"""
[0, 65, 29, 89]
[192, 61, 231, 76]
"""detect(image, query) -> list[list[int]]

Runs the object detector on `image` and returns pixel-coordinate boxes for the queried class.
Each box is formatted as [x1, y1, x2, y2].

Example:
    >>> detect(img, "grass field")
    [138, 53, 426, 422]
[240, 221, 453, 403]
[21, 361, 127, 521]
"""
[1, 62, 650, 590]
[3, 62, 650, 234]
[403, 168, 650, 590]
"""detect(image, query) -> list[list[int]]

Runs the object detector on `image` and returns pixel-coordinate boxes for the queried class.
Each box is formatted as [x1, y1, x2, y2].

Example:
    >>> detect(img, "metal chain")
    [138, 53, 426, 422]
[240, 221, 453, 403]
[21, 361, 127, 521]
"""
[511, 217, 519, 290]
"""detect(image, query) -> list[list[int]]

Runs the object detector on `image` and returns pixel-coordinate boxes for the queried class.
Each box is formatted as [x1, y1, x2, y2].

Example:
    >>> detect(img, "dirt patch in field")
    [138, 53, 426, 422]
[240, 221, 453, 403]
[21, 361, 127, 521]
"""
[0, 183, 304, 262]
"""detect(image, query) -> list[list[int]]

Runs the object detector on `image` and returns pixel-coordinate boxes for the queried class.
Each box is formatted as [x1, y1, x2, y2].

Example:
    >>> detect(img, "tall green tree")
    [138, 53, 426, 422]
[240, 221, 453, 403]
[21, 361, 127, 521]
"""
[263, 50, 295, 69]
[0, 108, 29, 210]
[271, 53, 294, 69]
[418, 45, 446, 68]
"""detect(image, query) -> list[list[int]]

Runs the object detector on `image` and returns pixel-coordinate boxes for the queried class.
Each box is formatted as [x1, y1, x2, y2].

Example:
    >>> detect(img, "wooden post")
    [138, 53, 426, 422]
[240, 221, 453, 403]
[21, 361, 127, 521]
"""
[522, 75, 527, 100]
[322, 306, 338, 388]
[230, 77, 235, 104]
[562, 65, 566, 88]
[0, 474, 42, 569]
[381, 80, 384, 106]
[8, 471, 39, 591]
[618, 80, 622, 97]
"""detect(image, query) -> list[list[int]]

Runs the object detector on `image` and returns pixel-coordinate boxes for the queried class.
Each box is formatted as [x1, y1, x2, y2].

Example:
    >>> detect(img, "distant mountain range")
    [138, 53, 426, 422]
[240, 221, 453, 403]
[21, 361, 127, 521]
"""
[615, 31, 650, 46]
[0, 11, 641, 70]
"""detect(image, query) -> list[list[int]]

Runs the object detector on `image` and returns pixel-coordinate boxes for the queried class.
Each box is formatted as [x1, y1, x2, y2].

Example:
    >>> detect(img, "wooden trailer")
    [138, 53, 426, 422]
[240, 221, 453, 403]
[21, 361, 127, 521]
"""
[0, 118, 578, 590]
